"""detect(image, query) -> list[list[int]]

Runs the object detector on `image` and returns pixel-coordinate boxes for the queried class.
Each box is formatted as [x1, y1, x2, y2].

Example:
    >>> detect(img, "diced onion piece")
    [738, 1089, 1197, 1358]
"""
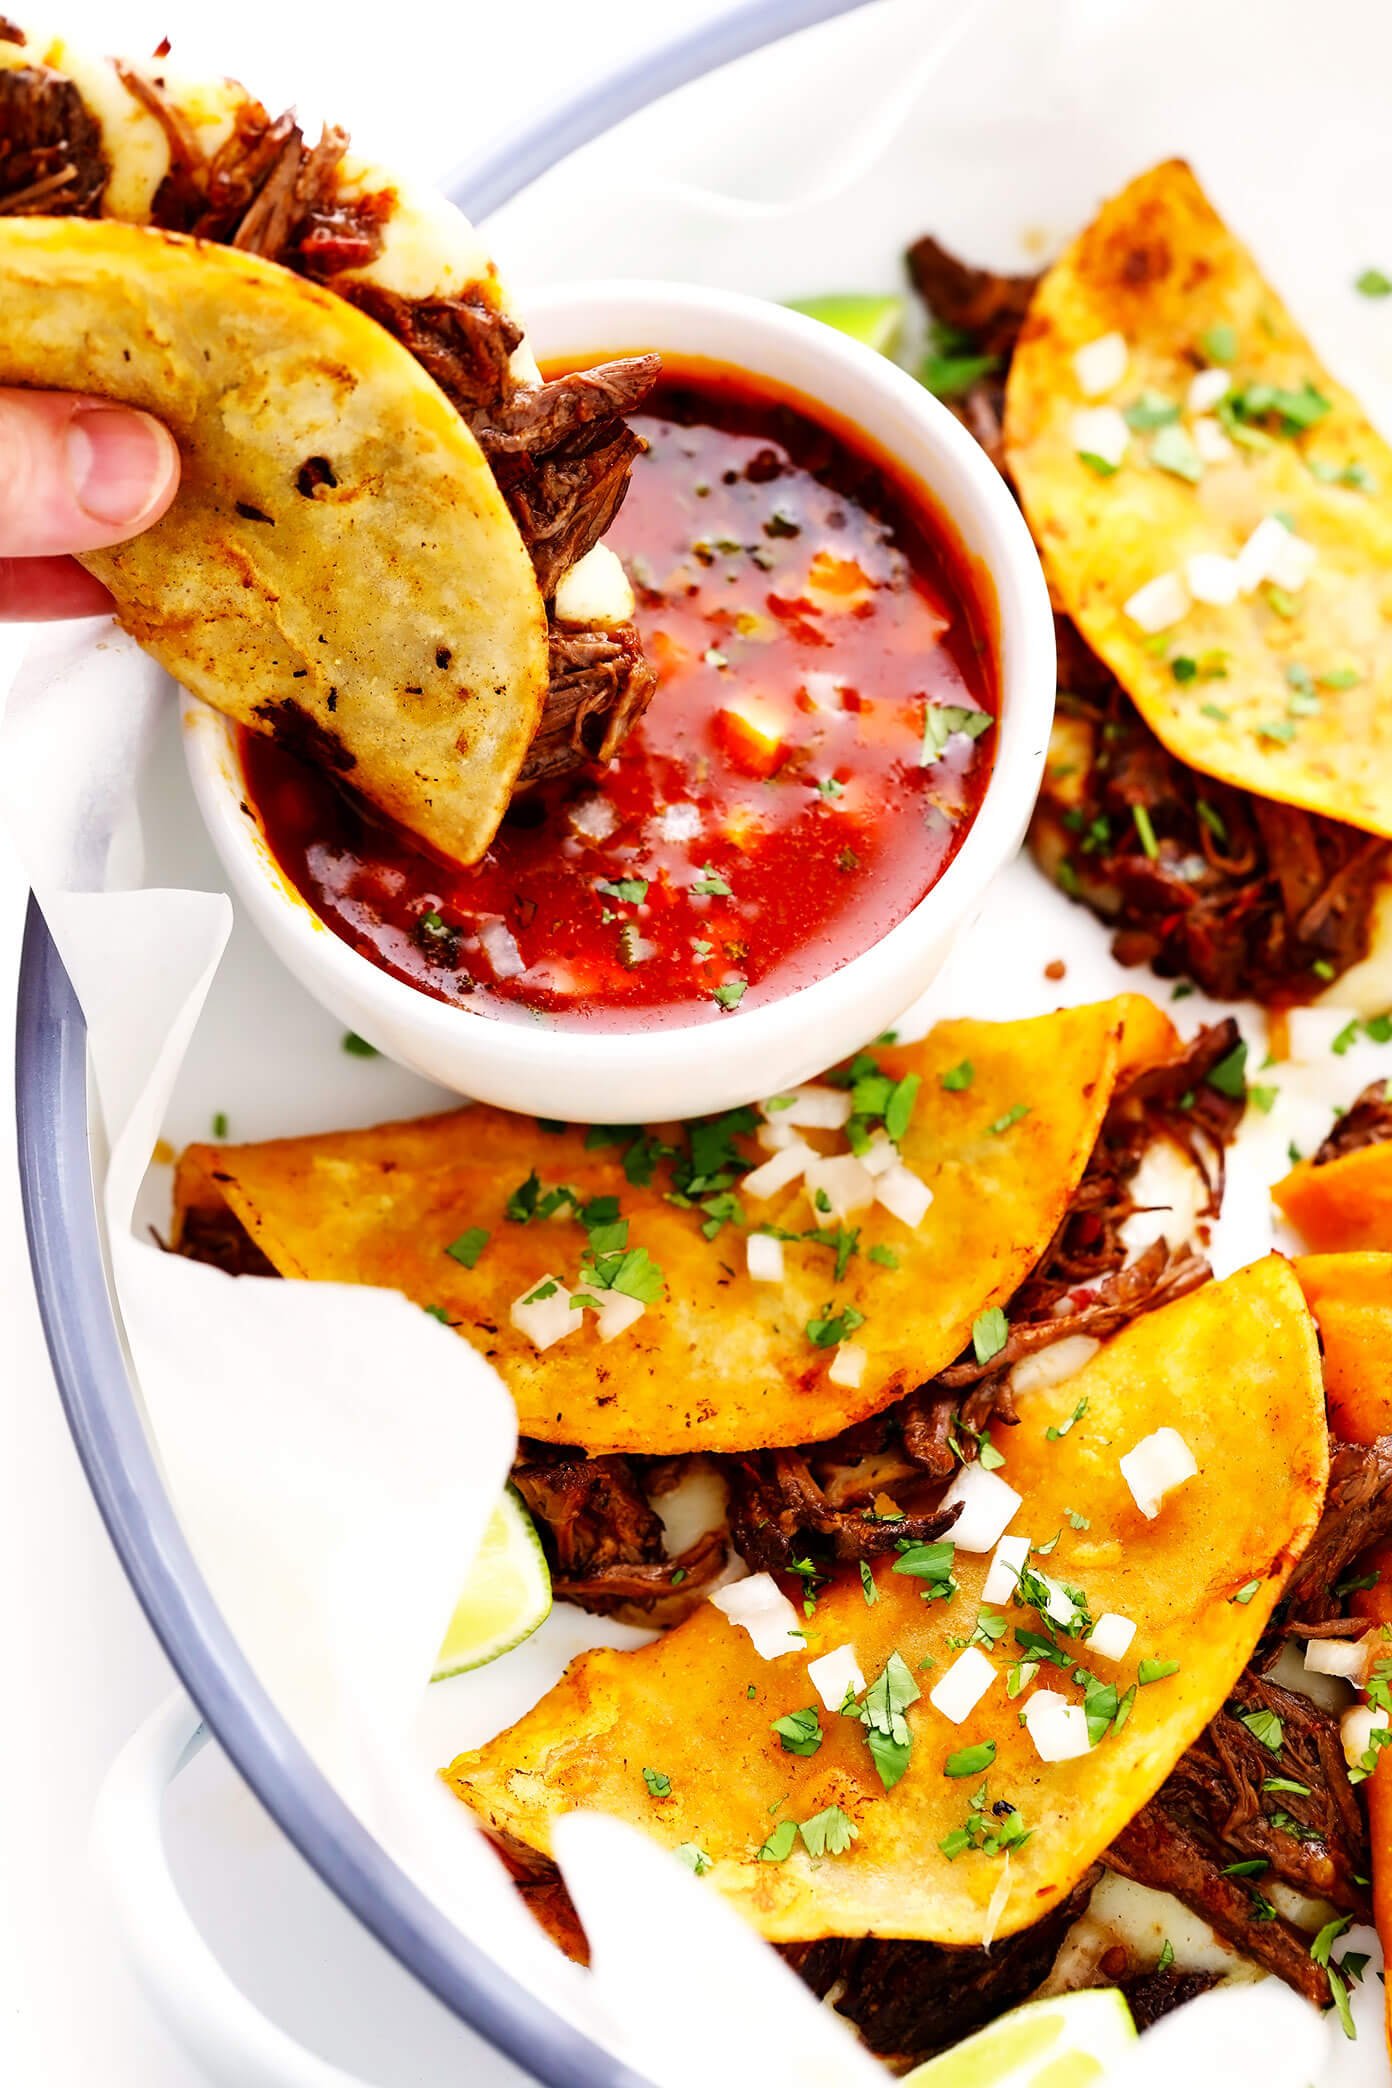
[982, 1533, 1031, 1606]
[939, 1463, 1022, 1553]
[1023, 1690, 1094, 1763]
[1184, 552, 1241, 606]
[1039, 1575, 1080, 1628]
[1120, 1426, 1198, 1519]
[804, 1153, 877, 1222]
[827, 1341, 866, 1389]
[479, 919, 525, 980]
[860, 1130, 900, 1178]
[1123, 571, 1189, 633]
[1009, 1335, 1100, 1399]
[1192, 416, 1236, 464]
[742, 1140, 814, 1200]
[757, 1118, 800, 1152]
[1342, 1702, 1390, 1769]
[553, 542, 635, 625]
[710, 1573, 803, 1659]
[1087, 1612, 1138, 1662]
[1235, 515, 1318, 596]
[929, 1646, 998, 1724]
[657, 802, 702, 843]
[509, 1277, 583, 1352]
[1305, 1636, 1369, 1683]
[808, 1641, 865, 1711]
[1070, 405, 1130, 467]
[746, 1233, 785, 1284]
[1073, 331, 1128, 398]
[567, 794, 617, 842]
[1186, 368, 1231, 414]
[874, 1162, 933, 1228]
[775, 1084, 853, 1130]
[590, 1289, 646, 1343]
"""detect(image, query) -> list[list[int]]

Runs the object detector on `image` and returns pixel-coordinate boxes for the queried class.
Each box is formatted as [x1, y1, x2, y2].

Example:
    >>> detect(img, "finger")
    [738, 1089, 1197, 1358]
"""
[0, 388, 179, 557]
[0, 554, 114, 621]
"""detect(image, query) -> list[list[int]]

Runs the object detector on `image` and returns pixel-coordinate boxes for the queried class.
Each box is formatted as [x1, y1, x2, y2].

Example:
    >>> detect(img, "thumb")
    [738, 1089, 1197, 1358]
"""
[0, 387, 179, 557]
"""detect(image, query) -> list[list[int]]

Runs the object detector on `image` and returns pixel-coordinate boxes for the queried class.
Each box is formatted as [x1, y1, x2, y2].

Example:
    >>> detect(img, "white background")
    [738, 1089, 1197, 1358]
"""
[0, 1, 731, 2081]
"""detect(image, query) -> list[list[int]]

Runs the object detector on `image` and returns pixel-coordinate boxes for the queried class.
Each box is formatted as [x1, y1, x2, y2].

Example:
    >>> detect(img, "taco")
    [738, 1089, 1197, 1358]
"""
[0, 23, 658, 861]
[907, 162, 1392, 1010]
[1275, 1081, 1392, 1253]
[444, 1258, 1343, 2059]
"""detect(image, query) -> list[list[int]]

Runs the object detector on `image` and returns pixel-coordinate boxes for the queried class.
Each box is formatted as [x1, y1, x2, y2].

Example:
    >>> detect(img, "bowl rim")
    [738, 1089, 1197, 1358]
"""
[186, 272, 1056, 1088]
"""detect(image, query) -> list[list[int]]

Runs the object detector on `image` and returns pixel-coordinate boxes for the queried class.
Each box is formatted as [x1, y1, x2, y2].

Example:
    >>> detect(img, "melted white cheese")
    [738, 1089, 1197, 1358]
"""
[1044, 1871, 1259, 1991]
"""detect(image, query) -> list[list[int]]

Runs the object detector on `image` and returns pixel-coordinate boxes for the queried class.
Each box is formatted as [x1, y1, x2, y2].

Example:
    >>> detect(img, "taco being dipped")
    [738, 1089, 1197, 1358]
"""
[0, 22, 658, 862]
[909, 160, 1392, 1012]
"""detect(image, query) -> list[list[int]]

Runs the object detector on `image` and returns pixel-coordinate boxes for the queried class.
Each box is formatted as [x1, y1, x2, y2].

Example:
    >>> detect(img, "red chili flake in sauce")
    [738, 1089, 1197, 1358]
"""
[241, 363, 998, 1030]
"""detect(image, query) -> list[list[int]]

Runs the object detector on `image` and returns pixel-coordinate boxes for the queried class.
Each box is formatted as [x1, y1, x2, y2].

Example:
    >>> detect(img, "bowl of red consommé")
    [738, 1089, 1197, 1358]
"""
[183, 281, 1055, 1121]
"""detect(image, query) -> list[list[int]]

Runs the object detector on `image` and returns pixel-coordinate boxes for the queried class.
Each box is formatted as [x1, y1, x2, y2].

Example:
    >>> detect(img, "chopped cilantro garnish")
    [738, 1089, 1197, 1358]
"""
[806, 1300, 866, 1348]
[944, 1741, 997, 1779]
[423, 1303, 452, 1324]
[341, 1031, 378, 1057]
[1263, 1776, 1311, 1797]
[1170, 655, 1198, 684]
[988, 1103, 1031, 1136]
[978, 1438, 1006, 1472]
[596, 876, 648, 905]
[1201, 700, 1231, 723]
[771, 1706, 823, 1758]
[1207, 1040, 1249, 1098]
[884, 1073, 921, 1143]
[921, 349, 1000, 399]
[1311, 959, 1336, 982]
[1151, 423, 1203, 482]
[816, 775, 845, 799]
[893, 1538, 958, 1602]
[521, 1278, 559, 1305]
[1249, 1084, 1278, 1114]
[1077, 451, 1119, 477]
[582, 1243, 664, 1303]
[940, 1059, 974, 1092]
[1356, 269, 1392, 299]
[1123, 391, 1181, 431]
[712, 979, 747, 1009]
[1228, 379, 1332, 435]
[758, 1819, 797, 1863]
[211, 1110, 229, 1139]
[641, 1766, 671, 1798]
[1221, 1858, 1269, 1878]
[922, 703, 993, 765]
[1196, 798, 1228, 843]
[972, 1306, 1009, 1366]
[1239, 1708, 1284, 1753]
[1046, 1397, 1088, 1443]
[868, 1243, 900, 1269]
[1065, 1508, 1090, 1531]
[1138, 1658, 1181, 1685]
[445, 1227, 489, 1270]
[1199, 322, 1239, 365]
[859, 1559, 878, 1607]
[692, 865, 733, 898]
[1132, 804, 1160, 860]
[674, 1842, 711, 1876]
[799, 1805, 859, 1857]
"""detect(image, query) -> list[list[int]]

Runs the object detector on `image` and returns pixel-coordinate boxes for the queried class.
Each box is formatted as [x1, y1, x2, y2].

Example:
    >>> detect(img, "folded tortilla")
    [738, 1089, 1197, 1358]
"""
[173, 993, 1176, 1455]
[1005, 160, 1392, 838]
[1276, 1141, 1392, 1255]
[0, 25, 653, 860]
[444, 1258, 1326, 1947]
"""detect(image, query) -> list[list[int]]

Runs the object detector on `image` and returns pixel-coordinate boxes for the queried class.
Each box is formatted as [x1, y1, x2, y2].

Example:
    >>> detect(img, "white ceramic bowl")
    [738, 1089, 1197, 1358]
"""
[183, 278, 1056, 1121]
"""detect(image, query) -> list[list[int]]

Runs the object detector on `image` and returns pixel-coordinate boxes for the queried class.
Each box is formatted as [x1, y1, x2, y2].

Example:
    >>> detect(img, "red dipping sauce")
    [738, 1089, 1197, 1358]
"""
[242, 361, 998, 1030]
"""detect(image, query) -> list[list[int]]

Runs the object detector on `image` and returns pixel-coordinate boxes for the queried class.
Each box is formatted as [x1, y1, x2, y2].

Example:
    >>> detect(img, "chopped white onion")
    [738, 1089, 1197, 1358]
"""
[567, 795, 617, 842]
[656, 802, 702, 843]
[807, 1641, 865, 1711]
[874, 1162, 933, 1228]
[553, 542, 635, 626]
[860, 1130, 900, 1178]
[1039, 1575, 1081, 1628]
[1074, 331, 1129, 398]
[1192, 415, 1236, 464]
[479, 919, 525, 980]
[982, 1533, 1032, 1606]
[1124, 571, 1189, 633]
[775, 1084, 853, 1130]
[1120, 1426, 1198, 1519]
[1023, 1690, 1094, 1763]
[591, 1290, 646, 1344]
[1008, 1335, 1100, 1400]
[741, 1140, 814, 1200]
[1234, 516, 1317, 596]
[509, 1277, 582, 1352]
[757, 1117, 800, 1152]
[1305, 1636, 1369, 1683]
[1071, 405, 1130, 467]
[1341, 1702, 1390, 1769]
[1087, 1612, 1138, 1662]
[1186, 368, 1231, 415]
[804, 1153, 877, 1222]
[746, 1233, 785, 1284]
[939, 1463, 1022, 1553]
[827, 1341, 867, 1390]
[710, 1573, 803, 1660]
[929, 1646, 998, 1724]
[1184, 552, 1241, 607]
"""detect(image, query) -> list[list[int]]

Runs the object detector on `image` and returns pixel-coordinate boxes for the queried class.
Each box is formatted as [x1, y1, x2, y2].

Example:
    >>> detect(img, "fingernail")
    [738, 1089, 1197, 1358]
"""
[66, 406, 175, 527]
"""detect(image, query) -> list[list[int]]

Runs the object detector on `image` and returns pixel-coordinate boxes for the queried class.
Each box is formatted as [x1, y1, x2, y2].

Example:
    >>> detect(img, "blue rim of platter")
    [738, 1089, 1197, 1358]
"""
[14, 1, 875, 2081]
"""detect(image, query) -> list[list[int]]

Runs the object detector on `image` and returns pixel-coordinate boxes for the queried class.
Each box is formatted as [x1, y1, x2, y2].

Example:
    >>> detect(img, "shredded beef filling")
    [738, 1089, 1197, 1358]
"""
[907, 235, 1389, 1003]
[721, 1019, 1237, 1575]
[0, 62, 107, 214]
[11, 54, 657, 778]
[1313, 1078, 1392, 1165]
[1277, 1436, 1392, 1636]
[510, 1444, 728, 1626]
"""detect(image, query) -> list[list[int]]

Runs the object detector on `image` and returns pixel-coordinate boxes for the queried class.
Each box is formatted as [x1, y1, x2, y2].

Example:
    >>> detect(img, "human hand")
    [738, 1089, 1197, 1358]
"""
[0, 388, 179, 620]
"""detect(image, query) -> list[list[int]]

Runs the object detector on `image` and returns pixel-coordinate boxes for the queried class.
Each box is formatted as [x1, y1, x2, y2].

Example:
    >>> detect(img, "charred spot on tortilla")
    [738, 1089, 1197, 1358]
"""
[295, 456, 337, 497]
[252, 698, 355, 774]
[234, 501, 274, 525]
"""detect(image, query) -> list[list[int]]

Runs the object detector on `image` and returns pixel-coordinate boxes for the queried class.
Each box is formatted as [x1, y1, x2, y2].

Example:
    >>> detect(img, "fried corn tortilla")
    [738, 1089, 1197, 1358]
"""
[0, 217, 548, 860]
[173, 994, 1175, 1456]
[444, 1258, 1327, 1947]
[1005, 160, 1392, 837]
[1276, 1143, 1392, 1255]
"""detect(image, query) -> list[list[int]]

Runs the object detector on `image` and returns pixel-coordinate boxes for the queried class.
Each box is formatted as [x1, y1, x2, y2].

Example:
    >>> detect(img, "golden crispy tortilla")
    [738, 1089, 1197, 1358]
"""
[1005, 160, 1392, 836]
[1294, 1252, 1392, 1443]
[0, 217, 548, 864]
[1276, 1144, 1392, 1255]
[444, 1259, 1326, 1946]
[174, 994, 1175, 1455]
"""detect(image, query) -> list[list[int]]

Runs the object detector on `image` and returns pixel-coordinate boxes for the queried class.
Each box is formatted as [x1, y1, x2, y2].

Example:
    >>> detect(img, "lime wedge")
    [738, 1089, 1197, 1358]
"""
[785, 292, 904, 356]
[431, 1487, 551, 1681]
[903, 1991, 1137, 2088]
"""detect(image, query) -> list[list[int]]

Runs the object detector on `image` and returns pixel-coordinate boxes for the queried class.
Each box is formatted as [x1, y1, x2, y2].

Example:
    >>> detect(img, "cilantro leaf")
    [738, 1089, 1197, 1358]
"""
[770, 1706, 823, 1758]
[444, 1227, 490, 1270]
[798, 1805, 858, 1857]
